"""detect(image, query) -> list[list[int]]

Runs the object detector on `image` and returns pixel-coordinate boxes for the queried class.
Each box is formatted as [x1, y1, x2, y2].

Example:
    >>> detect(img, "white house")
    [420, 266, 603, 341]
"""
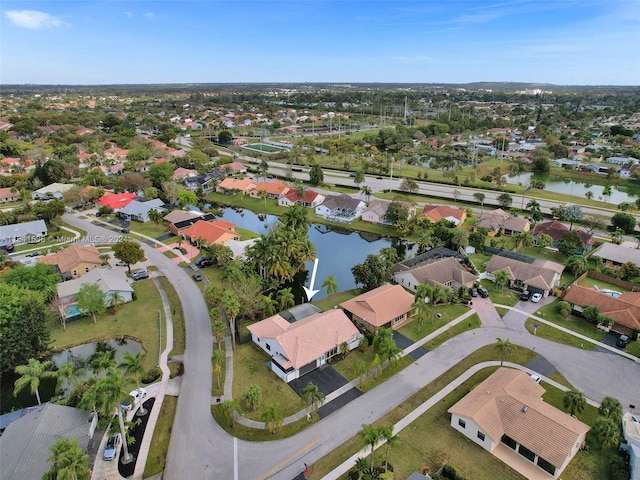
[31, 183, 75, 200]
[0, 219, 47, 248]
[315, 194, 365, 223]
[247, 309, 362, 382]
[118, 199, 166, 223]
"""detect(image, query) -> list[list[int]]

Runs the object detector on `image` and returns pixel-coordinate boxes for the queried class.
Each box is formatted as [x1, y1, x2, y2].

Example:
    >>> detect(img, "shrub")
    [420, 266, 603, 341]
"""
[557, 301, 571, 318]
[441, 465, 466, 480]
[142, 366, 162, 384]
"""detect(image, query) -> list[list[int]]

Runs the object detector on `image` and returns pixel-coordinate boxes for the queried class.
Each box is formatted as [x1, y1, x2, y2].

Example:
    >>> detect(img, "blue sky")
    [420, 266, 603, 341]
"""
[1, 1, 639, 85]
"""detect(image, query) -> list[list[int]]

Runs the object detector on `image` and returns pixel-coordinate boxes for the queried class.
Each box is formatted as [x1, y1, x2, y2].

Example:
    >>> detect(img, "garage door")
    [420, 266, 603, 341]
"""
[299, 360, 317, 376]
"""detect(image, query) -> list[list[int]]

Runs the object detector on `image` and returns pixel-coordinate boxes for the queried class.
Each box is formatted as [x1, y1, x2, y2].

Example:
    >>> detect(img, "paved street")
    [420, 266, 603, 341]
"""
[63, 214, 640, 480]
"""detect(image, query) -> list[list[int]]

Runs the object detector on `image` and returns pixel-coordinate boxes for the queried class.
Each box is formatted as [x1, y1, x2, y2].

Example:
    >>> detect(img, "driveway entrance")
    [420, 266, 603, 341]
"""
[289, 363, 348, 397]
[393, 331, 428, 360]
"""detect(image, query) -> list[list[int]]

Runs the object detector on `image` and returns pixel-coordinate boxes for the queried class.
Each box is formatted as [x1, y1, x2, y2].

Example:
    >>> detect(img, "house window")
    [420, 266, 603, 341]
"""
[501, 434, 517, 450]
[266, 343, 271, 351]
[477, 431, 485, 441]
[536, 457, 556, 475]
[518, 444, 536, 462]
[72, 270, 77, 277]
[458, 419, 466, 428]
[85, 267, 90, 273]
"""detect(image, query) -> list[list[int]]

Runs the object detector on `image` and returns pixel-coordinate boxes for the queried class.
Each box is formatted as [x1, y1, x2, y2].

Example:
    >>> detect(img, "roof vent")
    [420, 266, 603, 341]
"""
[522, 406, 529, 413]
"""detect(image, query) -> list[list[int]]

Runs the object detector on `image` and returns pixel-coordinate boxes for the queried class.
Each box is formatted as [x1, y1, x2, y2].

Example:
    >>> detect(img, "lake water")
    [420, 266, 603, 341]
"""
[504, 172, 640, 204]
[220, 208, 407, 300]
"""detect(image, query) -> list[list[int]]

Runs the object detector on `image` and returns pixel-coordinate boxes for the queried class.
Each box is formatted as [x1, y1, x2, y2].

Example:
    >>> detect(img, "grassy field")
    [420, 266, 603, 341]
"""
[578, 276, 631, 292]
[142, 395, 178, 477]
[47, 279, 163, 372]
[129, 221, 169, 240]
[478, 279, 522, 307]
[232, 343, 302, 421]
[529, 301, 607, 345]
[157, 277, 185, 357]
[426, 313, 481, 350]
[396, 304, 470, 342]
[312, 289, 359, 311]
[235, 227, 260, 241]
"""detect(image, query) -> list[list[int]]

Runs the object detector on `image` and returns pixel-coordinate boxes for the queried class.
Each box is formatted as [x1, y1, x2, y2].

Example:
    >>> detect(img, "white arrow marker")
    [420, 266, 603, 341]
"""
[303, 258, 320, 301]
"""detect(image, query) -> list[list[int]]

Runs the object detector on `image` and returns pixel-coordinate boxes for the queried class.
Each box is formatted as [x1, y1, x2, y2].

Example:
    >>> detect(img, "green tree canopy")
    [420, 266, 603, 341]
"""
[309, 163, 324, 185]
[76, 283, 106, 324]
[112, 239, 145, 273]
[611, 212, 636, 234]
[2, 262, 61, 301]
[148, 162, 175, 189]
[42, 437, 90, 480]
[557, 230, 584, 256]
[0, 283, 50, 372]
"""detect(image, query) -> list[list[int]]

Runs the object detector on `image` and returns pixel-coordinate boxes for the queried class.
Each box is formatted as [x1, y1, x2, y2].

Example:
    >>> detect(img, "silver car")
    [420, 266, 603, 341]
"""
[103, 433, 120, 461]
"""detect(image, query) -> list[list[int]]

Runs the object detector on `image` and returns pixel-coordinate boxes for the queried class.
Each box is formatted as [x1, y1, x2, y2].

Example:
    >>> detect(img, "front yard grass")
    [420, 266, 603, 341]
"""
[142, 395, 178, 478]
[426, 313, 481, 350]
[312, 289, 359, 311]
[157, 277, 185, 357]
[235, 226, 260, 241]
[397, 304, 470, 342]
[129, 221, 169, 239]
[479, 280, 521, 307]
[47, 279, 163, 372]
[232, 342, 302, 421]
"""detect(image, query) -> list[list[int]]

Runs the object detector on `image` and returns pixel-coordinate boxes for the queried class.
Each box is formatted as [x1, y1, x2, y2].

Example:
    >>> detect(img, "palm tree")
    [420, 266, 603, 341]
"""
[369, 353, 382, 380]
[473, 192, 485, 208]
[426, 284, 447, 324]
[563, 388, 586, 416]
[301, 382, 326, 419]
[148, 208, 163, 224]
[14, 358, 56, 405]
[354, 457, 370, 480]
[593, 417, 620, 449]
[56, 362, 86, 404]
[281, 204, 308, 231]
[96, 368, 133, 463]
[242, 384, 262, 412]
[108, 291, 124, 314]
[91, 350, 115, 377]
[360, 185, 373, 204]
[377, 337, 402, 368]
[277, 287, 295, 311]
[565, 255, 588, 279]
[495, 338, 513, 366]
[44, 437, 90, 480]
[355, 360, 368, 386]
[221, 290, 240, 350]
[360, 423, 382, 473]
[212, 320, 225, 350]
[513, 231, 534, 251]
[494, 270, 510, 291]
[412, 299, 430, 331]
[261, 293, 278, 317]
[526, 199, 543, 222]
[262, 402, 285, 434]
[213, 362, 223, 390]
[379, 425, 399, 471]
[120, 352, 147, 416]
[322, 275, 338, 297]
[221, 399, 242, 428]
[599, 396, 623, 423]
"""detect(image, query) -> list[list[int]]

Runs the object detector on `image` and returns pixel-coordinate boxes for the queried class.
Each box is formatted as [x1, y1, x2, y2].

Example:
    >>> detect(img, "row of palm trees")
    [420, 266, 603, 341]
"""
[14, 351, 149, 465]
[357, 423, 397, 478]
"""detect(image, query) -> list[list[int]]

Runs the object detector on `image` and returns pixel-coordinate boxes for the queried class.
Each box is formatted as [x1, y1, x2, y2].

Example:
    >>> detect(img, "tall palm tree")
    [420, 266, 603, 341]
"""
[14, 358, 56, 405]
[301, 382, 326, 419]
[108, 291, 124, 314]
[221, 399, 241, 428]
[120, 352, 147, 415]
[593, 417, 620, 449]
[96, 368, 133, 463]
[564, 388, 586, 417]
[412, 300, 430, 331]
[213, 362, 223, 390]
[90, 350, 115, 377]
[360, 185, 372, 204]
[221, 290, 240, 350]
[360, 423, 382, 473]
[495, 338, 513, 366]
[44, 437, 90, 480]
[262, 402, 285, 434]
[426, 284, 447, 324]
[56, 362, 86, 404]
[261, 293, 278, 317]
[322, 275, 338, 297]
[212, 320, 225, 350]
[379, 425, 399, 471]
[277, 287, 295, 310]
[355, 360, 368, 386]
[377, 337, 402, 368]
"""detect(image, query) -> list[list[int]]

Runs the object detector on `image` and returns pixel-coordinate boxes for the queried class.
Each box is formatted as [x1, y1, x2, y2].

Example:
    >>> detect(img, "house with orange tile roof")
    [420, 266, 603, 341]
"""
[448, 368, 589, 479]
[340, 284, 415, 333]
[419, 204, 467, 226]
[0, 187, 20, 203]
[181, 219, 239, 246]
[228, 161, 247, 173]
[38, 244, 102, 280]
[216, 177, 256, 195]
[562, 284, 640, 336]
[247, 309, 362, 382]
[278, 189, 325, 208]
[172, 167, 198, 181]
[249, 180, 290, 199]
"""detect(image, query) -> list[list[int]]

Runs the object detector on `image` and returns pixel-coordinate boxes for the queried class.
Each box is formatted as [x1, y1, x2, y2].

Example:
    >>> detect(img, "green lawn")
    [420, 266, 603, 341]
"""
[14, 222, 87, 253]
[47, 279, 163, 372]
[427, 313, 481, 350]
[129, 221, 169, 239]
[527, 301, 607, 347]
[479, 280, 521, 307]
[231, 343, 302, 421]
[142, 395, 178, 477]
[235, 227, 260, 241]
[578, 276, 630, 293]
[312, 289, 359, 311]
[397, 304, 470, 342]
[157, 277, 185, 357]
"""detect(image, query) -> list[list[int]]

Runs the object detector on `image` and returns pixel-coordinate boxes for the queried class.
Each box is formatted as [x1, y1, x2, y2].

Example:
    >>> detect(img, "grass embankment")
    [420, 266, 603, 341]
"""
[157, 277, 185, 357]
[47, 279, 163, 372]
[397, 304, 470, 342]
[142, 395, 178, 478]
[14, 222, 87, 253]
[211, 342, 225, 397]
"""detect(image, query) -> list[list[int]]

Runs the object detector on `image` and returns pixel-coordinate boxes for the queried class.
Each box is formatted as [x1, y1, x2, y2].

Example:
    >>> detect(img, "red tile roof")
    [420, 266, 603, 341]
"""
[95, 192, 137, 210]
[181, 219, 238, 246]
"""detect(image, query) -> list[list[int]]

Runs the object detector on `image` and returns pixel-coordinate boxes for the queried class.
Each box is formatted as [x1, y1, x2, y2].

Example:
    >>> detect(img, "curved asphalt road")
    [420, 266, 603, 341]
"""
[63, 214, 640, 480]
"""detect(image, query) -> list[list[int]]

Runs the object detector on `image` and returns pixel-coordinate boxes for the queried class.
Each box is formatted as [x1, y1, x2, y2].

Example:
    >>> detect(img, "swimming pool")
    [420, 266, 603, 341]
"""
[64, 304, 82, 318]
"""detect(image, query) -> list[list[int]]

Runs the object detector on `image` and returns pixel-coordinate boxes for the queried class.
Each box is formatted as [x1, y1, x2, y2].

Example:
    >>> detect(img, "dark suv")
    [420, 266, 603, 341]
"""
[616, 335, 630, 348]
[478, 287, 490, 298]
[520, 291, 531, 301]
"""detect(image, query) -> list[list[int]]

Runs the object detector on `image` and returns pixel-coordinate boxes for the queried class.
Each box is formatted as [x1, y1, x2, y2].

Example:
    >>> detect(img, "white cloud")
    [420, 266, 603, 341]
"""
[4, 10, 67, 29]
[143, 12, 155, 19]
[123, 11, 133, 19]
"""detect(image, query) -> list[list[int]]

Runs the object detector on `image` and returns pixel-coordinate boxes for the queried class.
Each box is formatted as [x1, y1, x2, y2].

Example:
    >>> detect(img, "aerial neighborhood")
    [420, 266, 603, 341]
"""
[1, 83, 640, 480]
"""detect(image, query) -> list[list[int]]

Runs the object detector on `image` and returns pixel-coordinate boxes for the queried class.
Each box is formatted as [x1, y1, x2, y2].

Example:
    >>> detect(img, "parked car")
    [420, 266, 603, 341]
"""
[121, 228, 129, 233]
[193, 272, 204, 282]
[195, 257, 209, 267]
[25, 251, 42, 258]
[520, 291, 531, 301]
[131, 269, 148, 280]
[616, 334, 630, 348]
[115, 260, 128, 267]
[529, 373, 542, 384]
[103, 433, 120, 461]
[530, 292, 542, 303]
[470, 287, 479, 297]
[130, 387, 147, 404]
[477, 287, 490, 298]
[376, 176, 383, 180]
